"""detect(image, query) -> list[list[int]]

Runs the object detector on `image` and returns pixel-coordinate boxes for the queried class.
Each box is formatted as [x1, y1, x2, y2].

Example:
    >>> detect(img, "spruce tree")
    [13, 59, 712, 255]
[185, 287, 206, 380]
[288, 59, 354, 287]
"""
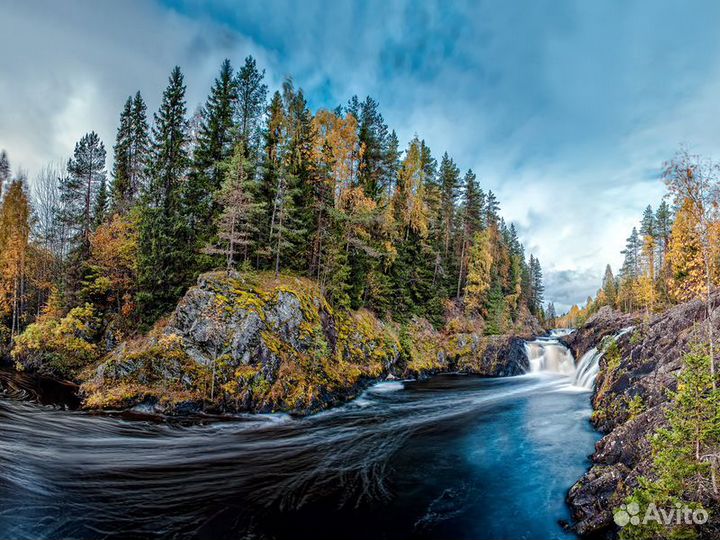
[620, 227, 642, 279]
[486, 190, 500, 227]
[381, 130, 401, 197]
[357, 96, 388, 200]
[137, 66, 190, 324]
[191, 59, 237, 196]
[456, 169, 484, 297]
[280, 80, 313, 270]
[640, 205, 655, 238]
[186, 60, 239, 275]
[203, 143, 261, 272]
[655, 200, 673, 266]
[602, 264, 617, 306]
[0, 150, 9, 198]
[257, 91, 285, 267]
[111, 92, 149, 213]
[533, 256, 545, 311]
[111, 96, 132, 210]
[62, 131, 107, 257]
[438, 152, 461, 259]
[94, 177, 108, 227]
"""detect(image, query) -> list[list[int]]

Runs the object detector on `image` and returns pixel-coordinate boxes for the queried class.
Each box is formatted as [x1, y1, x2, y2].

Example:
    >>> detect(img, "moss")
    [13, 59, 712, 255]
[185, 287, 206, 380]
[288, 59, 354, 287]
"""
[84, 271, 504, 414]
[627, 394, 645, 419]
[12, 304, 101, 379]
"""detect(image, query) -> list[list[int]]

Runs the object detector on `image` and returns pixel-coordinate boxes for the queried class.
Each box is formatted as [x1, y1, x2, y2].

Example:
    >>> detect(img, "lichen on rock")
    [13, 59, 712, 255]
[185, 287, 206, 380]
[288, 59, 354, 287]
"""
[81, 271, 534, 415]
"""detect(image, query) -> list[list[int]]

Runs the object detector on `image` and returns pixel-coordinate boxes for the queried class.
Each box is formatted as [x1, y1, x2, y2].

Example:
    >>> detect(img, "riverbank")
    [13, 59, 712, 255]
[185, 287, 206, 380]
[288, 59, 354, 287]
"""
[11, 271, 542, 416]
[564, 297, 720, 539]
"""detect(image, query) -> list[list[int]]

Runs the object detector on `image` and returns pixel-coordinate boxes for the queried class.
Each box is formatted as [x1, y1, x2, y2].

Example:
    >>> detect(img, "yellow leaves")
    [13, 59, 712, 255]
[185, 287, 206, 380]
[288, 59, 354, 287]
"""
[312, 110, 362, 204]
[0, 180, 30, 320]
[12, 303, 100, 376]
[90, 213, 138, 275]
[395, 138, 430, 238]
[636, 275, 657, 312]
[666, 198, 707, 303]
[89, 213, 139, 315]
[464, 230, 494, 316]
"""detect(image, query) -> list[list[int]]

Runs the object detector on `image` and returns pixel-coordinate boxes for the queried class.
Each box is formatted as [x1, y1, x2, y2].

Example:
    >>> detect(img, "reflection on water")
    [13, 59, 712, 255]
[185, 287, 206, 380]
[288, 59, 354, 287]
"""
[0, 369, 599, 540]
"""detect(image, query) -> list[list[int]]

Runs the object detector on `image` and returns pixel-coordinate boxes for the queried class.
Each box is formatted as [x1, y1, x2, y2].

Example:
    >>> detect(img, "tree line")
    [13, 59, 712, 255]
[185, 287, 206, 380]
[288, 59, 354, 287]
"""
[555, 149, 720, 539]
[0, 57, 546, 355]
[559, 149, 720, 327]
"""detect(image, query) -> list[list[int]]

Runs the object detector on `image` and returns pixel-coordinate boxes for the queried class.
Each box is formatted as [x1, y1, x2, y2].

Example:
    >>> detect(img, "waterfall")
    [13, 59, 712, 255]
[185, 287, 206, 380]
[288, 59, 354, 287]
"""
[572, 327, 634, 389]
[524, 327, 633, 389]
[524, 337, 576, 375]
[548, 328, 575, 338]
[572, 347, 602, 388]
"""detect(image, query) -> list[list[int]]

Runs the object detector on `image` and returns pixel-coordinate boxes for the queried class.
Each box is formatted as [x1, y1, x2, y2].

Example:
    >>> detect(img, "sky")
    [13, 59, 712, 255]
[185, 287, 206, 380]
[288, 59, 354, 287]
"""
[3, 0, 720, 312]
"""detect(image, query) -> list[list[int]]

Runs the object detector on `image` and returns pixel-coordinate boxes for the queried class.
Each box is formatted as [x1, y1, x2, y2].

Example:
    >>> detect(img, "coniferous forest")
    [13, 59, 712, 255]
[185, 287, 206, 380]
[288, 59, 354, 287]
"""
[0, 57, 546, 375]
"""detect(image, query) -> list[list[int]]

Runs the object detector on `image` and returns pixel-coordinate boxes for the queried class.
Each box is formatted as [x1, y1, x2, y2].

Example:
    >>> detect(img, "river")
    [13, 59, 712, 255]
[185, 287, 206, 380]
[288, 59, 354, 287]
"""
[0, 335, 601, 540]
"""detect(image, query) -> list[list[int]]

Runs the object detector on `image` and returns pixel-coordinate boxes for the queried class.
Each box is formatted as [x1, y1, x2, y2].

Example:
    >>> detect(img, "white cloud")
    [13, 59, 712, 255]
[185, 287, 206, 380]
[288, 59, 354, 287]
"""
[4, 0, 720, 312]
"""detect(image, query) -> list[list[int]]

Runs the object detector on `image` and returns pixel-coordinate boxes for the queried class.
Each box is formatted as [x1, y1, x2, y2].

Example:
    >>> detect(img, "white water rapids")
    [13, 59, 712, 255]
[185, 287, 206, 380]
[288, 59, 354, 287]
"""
[524, 327, 633, 390]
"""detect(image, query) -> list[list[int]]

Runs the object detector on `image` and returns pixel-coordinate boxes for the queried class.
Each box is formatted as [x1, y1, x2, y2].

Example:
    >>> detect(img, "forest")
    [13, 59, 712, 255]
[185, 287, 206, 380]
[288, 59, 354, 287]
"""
[555, 150, 720, 540]
[0, 56, 545, 373]
[559, 149, 720, 326]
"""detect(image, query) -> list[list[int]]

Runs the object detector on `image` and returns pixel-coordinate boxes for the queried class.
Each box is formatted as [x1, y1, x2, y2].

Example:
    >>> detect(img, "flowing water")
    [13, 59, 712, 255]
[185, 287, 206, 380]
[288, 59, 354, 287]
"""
[0, 334, 602, 540]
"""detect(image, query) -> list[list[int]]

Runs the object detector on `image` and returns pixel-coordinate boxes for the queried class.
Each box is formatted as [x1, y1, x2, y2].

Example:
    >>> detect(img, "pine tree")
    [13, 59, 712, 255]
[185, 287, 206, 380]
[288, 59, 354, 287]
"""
[625, 347, 720, 540]
[137, 66, 190, 324]
[235, 55, 268, 154]
[663, 149, 720, 390]
[62, 131, 107, 257]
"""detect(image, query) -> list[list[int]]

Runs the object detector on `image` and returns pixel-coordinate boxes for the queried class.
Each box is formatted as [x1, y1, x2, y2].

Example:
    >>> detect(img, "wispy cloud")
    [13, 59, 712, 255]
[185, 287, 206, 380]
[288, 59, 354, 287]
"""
[2, 0, 720, 310]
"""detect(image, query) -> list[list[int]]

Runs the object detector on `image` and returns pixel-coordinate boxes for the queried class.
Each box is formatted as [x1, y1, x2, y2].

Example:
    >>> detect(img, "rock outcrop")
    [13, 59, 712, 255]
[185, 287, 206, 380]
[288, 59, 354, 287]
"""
[565, 295, 720, 538]
[81, 272, 533, 415]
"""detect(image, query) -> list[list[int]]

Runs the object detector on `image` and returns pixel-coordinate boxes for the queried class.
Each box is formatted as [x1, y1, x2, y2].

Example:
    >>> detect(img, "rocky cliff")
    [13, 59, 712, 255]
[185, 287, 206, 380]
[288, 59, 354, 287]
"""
[80, 271, 535, 415]
[564, 296, 720, 538]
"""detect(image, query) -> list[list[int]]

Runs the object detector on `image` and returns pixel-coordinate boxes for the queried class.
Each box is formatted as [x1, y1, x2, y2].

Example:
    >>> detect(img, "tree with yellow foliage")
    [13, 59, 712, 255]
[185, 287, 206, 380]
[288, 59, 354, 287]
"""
[0, 179, 31, 338]
[464, 229, 493, 316]
[666, 198, 706, 304]
[88, 212, 139, 319]
[663, 151, 720, 387]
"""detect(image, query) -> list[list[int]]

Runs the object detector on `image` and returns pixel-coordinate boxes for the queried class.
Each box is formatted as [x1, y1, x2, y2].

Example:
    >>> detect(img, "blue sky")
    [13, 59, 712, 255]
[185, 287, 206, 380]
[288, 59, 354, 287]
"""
[3, 0, 720, 311]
